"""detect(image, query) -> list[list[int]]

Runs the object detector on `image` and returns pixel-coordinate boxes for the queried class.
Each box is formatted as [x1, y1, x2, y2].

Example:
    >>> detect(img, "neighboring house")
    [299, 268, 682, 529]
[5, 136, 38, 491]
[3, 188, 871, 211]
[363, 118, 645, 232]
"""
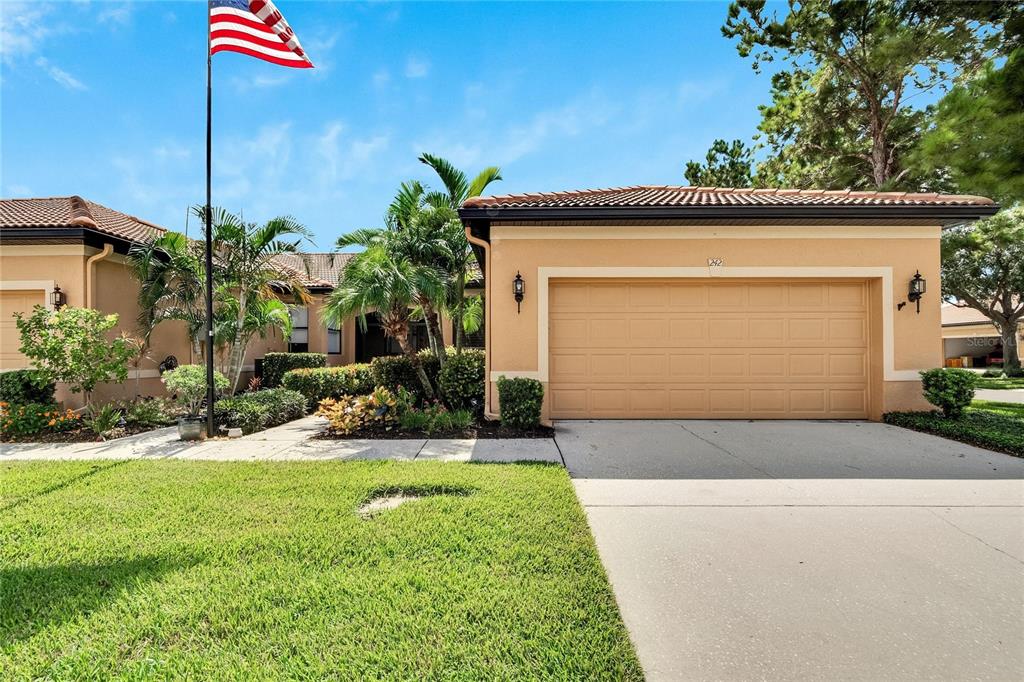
[0, 196, 477, 406]
[459, 186, 998, 422]
[941, 303, 1023, 368]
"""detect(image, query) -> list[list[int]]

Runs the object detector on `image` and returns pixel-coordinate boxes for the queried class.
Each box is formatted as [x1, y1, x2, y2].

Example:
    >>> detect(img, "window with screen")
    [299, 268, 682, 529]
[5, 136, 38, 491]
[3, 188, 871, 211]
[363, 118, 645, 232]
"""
[289, 306, 309, 353]
[327, 324, 341, 354]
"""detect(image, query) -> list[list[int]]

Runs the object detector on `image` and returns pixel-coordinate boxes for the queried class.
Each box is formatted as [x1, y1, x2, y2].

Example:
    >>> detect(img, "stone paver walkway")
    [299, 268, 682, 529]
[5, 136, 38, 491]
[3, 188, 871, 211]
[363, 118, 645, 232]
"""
[0, 416, 562, 464]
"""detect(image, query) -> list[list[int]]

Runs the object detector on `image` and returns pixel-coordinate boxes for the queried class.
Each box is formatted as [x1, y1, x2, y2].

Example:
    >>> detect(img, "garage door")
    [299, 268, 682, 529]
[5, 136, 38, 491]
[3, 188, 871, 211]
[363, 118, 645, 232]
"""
[548, 279, 870, 419]
[1, 290, 45, 369]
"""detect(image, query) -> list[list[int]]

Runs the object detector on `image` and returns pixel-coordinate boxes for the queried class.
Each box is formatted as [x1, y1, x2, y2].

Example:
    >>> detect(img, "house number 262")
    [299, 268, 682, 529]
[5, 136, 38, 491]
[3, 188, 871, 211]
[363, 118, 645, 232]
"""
[707, 258, 724, 267]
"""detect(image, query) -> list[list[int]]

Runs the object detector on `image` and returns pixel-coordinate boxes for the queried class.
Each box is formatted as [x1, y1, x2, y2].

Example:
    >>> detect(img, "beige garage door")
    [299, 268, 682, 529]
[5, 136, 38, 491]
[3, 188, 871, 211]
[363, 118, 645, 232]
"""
[548, 279, 870, 419]
[1, 290, 45, 369]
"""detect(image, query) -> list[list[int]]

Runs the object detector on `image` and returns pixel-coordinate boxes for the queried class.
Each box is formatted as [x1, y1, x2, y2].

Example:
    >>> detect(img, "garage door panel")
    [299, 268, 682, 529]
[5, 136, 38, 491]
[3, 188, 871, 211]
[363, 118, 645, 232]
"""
[548, 279, 870, 419]
[1, 290, 45, 370]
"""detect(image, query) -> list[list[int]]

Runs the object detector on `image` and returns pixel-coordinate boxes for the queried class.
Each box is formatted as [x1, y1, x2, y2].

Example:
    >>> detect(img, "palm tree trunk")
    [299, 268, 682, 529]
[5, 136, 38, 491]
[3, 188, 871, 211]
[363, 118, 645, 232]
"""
[455, 276, 466, 353]
[393, 325, 434, 399]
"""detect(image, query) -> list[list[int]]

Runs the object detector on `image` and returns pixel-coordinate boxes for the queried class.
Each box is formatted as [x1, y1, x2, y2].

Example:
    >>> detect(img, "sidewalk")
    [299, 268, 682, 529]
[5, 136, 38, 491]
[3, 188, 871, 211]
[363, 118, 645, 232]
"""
[0, 416, 563, 464]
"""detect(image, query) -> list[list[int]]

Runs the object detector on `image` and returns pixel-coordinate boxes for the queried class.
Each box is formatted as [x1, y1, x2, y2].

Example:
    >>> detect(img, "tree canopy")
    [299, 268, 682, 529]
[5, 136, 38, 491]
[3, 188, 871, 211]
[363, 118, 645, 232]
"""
[721, 0, 1015, 190]
[684, 139, 754, 187]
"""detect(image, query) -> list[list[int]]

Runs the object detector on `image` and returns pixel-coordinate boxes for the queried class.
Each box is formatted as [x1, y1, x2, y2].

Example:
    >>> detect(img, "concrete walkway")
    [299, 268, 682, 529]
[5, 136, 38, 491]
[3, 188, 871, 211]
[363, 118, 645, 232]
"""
[0, 416, 562, 464]
[563, 420, 1024, 681]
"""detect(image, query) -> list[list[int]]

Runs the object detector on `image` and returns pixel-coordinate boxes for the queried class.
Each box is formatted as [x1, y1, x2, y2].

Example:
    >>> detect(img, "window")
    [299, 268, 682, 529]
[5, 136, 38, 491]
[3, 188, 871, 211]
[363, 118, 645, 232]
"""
[327, 324, 341, 354]
[289, 306, 309, 353]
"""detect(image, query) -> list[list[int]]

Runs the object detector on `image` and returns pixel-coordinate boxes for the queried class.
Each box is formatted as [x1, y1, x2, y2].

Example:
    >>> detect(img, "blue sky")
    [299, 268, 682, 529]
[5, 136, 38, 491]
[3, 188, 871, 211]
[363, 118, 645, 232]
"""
[2, 1, 777, 250]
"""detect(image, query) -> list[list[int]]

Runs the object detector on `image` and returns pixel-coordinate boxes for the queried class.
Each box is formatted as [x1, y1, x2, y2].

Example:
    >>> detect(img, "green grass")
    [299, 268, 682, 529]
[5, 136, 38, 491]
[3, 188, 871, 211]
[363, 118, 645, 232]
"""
[0, 461, 642, 680]
[883, 400, 1024, 457]
[975, 376, 1024, 390]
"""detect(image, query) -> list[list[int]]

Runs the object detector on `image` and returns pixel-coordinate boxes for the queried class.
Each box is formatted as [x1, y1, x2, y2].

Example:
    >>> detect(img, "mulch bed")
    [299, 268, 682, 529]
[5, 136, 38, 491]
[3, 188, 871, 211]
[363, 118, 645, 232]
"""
[1, 424, 171, 444]
[314, 420, 554, 440]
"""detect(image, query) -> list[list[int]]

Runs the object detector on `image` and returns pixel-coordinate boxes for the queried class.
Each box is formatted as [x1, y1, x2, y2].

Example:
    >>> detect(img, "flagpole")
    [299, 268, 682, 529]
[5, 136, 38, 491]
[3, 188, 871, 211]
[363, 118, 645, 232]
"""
[204, 5, 216, 438]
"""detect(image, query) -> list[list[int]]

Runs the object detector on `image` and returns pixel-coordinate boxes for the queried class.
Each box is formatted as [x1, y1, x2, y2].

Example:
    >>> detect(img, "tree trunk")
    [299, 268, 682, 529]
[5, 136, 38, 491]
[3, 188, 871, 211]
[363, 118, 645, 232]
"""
[227, 292, 247, 394]
[455, 277, 465, 353]
[394, 326, 434, 399]
[869, 117, 888, 188]
[426, 308, 445, 366]
[1001, 319, 1021, 371]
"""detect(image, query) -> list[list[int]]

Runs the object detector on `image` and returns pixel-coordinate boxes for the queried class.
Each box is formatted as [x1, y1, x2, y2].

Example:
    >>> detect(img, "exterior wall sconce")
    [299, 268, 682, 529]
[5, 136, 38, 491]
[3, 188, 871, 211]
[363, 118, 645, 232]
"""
[907, 270, 926, 314]
[50, 285, 67, 310]
[513, 271, 525, 313]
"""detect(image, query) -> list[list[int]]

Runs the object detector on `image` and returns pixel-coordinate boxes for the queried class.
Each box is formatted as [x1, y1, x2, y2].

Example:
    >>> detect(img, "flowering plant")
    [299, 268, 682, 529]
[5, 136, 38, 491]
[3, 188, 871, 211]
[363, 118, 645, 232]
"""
[0, 402, 81, 439]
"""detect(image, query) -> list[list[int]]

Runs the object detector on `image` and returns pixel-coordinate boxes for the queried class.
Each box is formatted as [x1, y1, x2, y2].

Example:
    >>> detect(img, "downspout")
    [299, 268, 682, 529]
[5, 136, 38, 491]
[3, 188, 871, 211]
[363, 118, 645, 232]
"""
[465, 225, 498, 420]
[86, 243, 114, 308]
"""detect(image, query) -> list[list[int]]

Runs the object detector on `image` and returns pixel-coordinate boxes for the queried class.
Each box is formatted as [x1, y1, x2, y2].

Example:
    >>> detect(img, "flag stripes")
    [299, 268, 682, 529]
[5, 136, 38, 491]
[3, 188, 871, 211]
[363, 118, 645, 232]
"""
[209, 0, 313, 69]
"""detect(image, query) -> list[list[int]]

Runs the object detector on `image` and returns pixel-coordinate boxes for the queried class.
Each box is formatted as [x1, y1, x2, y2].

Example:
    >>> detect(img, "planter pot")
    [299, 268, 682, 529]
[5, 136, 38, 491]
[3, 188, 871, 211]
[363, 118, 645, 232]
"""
[177, 417, 206, 441]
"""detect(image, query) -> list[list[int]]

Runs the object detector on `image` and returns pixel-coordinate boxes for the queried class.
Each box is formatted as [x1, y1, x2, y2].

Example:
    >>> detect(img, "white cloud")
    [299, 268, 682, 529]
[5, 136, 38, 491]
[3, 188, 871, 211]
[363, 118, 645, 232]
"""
[97, 3, 133, 27]
[315, 120, 390, 186]
[230, 73, 291, 92]
[0, 2, 56, 63]
[35, 57, 87, 91]
[154, 142, 192, 162]
[404, 56, 430, 79]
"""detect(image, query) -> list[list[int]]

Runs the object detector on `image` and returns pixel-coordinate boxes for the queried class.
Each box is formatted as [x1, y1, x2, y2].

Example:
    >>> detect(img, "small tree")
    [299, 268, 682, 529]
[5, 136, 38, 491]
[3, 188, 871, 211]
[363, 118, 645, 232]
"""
[14, 306, 134, 409]
[942, 208, 1024, 371]
[163, 365, 228, 419]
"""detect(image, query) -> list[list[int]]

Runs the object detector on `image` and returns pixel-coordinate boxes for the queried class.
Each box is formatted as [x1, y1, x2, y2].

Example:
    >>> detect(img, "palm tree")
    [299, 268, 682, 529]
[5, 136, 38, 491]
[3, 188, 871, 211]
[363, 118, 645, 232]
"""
[323, 242, 445, 398]
[337, 183, 454, 365]
[418, 154, 502, 351]
[130, 206, 312, 393]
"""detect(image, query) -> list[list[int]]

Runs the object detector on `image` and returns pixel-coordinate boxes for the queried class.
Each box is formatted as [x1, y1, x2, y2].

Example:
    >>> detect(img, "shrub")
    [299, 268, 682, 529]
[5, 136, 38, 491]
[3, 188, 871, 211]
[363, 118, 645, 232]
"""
[163, 365, 229, 418]
[282, 364, 374, 409]
[0, 402, 80, 439]
[0, 369, 55, 405]
[370, 355, 421, 395]
[439, 349, 485, 413]
[119, 398, 175, 428]
[417, 348, 442, 389]
[87, 403, 122, 438]
[920, 368, 977, 418]
[14, 305, 134, 406]
[397, 401, 474, 435]
[496, 376, 545, 429]
[262, 352, 326, 388]
[214, 398, 269, 435]
[316, 387, 401, 435]
[981, 368, 1005, 378]
[214, 388, 306, 434]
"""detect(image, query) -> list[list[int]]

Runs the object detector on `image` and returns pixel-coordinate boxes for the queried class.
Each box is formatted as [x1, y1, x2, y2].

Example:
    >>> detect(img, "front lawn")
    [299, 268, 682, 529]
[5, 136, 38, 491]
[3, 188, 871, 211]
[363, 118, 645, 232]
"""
[0, 461, 641, 680]
[975, 375, 1024, 390]
[883, 400, 1024, 457]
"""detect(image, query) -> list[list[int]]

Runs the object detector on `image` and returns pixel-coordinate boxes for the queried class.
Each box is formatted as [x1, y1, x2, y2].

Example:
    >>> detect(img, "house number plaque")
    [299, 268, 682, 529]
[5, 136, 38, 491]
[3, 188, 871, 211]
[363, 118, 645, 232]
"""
[707, 258, 724, 267]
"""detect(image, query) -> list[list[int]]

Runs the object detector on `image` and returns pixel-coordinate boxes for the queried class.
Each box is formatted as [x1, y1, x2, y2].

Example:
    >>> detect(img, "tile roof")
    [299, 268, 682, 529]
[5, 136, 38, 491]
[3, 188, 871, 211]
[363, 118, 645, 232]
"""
[0, 196, 167, 242]
[942, 302, 1019, 327]
[271, 252, 352, 288]
[462, 186, 996, 209]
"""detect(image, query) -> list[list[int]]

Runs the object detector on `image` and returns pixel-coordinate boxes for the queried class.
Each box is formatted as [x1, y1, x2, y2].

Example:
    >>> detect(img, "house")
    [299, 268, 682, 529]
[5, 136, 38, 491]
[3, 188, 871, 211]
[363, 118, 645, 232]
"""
[941, 303, 1023, 368]
[459, 186, 998, 422]
[0, 196, 478, 406]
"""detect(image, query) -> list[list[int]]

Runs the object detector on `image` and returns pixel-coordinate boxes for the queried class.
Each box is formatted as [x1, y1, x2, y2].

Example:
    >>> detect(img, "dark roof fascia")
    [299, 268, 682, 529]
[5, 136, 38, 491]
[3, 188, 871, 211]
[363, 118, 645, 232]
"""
[0, 226, 141, 254]
[942, 320, 998, 329]
[457, 203, 1000, 226]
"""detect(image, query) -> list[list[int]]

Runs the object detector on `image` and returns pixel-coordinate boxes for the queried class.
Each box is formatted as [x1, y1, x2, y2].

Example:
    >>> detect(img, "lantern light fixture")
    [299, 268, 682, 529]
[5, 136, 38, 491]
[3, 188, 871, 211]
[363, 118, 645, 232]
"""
[50, 285, 67, 310]
[513, 271, 525, 313]
[907, 271, 926, 314]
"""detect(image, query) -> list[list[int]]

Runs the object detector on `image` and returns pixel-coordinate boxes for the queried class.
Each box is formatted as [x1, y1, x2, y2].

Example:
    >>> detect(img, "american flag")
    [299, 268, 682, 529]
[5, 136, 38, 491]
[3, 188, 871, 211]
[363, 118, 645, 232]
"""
[209, 0, 313, 69]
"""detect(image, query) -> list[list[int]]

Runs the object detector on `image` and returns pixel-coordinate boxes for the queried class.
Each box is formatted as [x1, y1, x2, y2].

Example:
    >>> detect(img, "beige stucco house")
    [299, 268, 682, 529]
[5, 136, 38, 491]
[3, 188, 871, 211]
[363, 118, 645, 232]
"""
[460, 186, 998, 422]
[0, 196, 476, 407]
[941, 303, 1023, 368]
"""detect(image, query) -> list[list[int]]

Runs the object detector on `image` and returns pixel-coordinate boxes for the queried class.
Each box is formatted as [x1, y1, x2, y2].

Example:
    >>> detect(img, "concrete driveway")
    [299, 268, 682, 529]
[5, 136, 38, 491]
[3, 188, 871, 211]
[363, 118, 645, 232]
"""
[559, 420, 1024, 681]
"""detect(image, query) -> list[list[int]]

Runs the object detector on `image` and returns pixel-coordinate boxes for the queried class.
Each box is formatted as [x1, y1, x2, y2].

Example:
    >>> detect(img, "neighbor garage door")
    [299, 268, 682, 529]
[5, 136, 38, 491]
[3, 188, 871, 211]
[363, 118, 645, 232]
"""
[1, 290, 45, 369]
[548, 279, 869, 419]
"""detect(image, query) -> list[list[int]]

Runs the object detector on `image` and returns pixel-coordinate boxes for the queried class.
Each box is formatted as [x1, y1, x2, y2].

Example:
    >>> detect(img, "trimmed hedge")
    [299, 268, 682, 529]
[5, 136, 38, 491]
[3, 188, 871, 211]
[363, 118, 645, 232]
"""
[370, 355, 426, 400]
[214, 388, 306, 435]
[282, 364, 374, 409]
[920, 367, 976, 418]
[883, 409, 1024, 457]
[0, 369, 56, 405]
[262, 352, 326, 388]
[439, 349, 485, 413]
[496, 376, 545, 429]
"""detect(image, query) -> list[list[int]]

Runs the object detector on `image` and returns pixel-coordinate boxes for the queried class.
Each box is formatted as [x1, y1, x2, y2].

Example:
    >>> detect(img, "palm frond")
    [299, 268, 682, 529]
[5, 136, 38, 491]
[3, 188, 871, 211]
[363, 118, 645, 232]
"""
[466, 166, 503, 200]
[419, 153, 468, 205]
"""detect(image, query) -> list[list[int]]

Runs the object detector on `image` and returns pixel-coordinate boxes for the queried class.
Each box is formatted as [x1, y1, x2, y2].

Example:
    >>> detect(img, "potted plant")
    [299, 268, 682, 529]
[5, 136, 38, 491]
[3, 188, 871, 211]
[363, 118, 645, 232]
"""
[162, 365, 228, 440]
